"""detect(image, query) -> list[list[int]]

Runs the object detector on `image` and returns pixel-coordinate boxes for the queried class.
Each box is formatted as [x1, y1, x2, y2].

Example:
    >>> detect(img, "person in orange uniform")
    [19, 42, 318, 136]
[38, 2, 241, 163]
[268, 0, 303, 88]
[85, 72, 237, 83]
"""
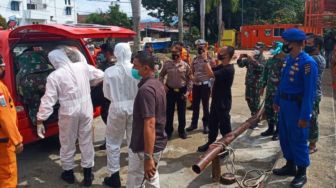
[0, 56, 23, 188]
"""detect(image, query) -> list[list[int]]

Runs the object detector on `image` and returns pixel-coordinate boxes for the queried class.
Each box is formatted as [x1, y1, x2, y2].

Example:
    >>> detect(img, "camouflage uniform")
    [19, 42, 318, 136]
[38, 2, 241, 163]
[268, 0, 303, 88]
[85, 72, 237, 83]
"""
[309, 54, 326, 143]
[237, 54, 266, 116]
[16, 51, 54, 126]
[259, 57, 284, 131]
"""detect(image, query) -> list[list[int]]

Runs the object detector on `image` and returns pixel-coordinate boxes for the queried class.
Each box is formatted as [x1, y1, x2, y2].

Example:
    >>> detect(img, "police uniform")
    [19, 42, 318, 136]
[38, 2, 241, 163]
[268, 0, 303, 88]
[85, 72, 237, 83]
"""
[0, 59, 23, 188]
[187, 55, 212, 133]
[273, 28, 318, 188]
[159, 59, 192, 139]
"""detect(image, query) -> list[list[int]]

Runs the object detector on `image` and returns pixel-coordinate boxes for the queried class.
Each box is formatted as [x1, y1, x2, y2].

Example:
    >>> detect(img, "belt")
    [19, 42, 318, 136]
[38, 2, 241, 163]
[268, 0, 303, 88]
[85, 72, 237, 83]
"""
[280, 93, 302, 101]
[0, 137, 9, 143]
[194, 81, 210, 86]
[167, 85, 186, 92]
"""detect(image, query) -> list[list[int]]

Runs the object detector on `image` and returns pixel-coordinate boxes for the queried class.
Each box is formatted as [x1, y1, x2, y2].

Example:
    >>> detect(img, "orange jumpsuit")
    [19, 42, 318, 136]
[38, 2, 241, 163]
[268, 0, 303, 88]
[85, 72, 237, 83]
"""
[0, 81, 22, 188]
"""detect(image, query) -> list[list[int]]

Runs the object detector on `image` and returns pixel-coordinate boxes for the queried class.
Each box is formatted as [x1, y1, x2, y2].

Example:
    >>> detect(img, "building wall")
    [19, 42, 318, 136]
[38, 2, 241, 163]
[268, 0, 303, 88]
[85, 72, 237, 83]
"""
[0, 0, 77, 26]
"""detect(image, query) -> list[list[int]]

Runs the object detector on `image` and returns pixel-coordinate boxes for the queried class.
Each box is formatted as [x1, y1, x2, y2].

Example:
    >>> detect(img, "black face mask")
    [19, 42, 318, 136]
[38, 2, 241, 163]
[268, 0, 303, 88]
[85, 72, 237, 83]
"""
[282, 43, 293, 53]
[172, 53, 180, 60]
[198, 47, 205, 55]
[217, 54, 226, 60]
[304, 46, 317, 54]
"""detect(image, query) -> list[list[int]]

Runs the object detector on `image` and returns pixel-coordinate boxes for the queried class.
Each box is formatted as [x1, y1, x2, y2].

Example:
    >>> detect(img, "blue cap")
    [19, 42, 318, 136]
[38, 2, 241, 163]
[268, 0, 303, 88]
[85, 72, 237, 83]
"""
[281, 28, 306, 42]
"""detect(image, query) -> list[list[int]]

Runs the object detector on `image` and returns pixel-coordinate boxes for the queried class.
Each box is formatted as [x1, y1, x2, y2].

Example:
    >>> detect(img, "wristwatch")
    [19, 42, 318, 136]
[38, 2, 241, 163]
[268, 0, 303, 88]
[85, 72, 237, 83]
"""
[144, 153, 153, 160]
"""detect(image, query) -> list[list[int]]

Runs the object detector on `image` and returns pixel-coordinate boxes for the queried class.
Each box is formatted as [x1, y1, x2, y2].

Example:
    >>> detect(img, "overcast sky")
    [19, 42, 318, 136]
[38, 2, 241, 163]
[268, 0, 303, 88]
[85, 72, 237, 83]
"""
[76, 0, 157, 21]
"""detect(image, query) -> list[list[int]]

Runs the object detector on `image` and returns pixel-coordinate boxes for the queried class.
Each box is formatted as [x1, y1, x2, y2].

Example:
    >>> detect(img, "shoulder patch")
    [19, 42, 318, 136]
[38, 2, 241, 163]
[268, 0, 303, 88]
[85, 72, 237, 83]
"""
[304, 63, 311, 75]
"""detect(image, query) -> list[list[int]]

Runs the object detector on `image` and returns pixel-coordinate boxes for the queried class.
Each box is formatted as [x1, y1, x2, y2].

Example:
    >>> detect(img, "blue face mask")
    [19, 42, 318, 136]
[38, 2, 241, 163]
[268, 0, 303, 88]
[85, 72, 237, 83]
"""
[131, 68, 142, 80]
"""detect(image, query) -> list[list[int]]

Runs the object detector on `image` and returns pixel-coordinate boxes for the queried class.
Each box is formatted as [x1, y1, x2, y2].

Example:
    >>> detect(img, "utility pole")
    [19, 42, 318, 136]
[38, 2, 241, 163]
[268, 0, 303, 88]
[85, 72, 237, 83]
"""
[217, 0, 223, 47]
[131, 0, 141, 51]
[178, 0, 183, 42]
[200, 0, 205, 39]
[241, 0, 244, 25]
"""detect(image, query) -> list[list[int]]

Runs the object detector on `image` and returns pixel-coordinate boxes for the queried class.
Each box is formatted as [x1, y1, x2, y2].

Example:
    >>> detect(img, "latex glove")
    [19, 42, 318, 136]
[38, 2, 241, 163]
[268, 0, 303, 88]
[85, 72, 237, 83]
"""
[37, 123, 45, 139]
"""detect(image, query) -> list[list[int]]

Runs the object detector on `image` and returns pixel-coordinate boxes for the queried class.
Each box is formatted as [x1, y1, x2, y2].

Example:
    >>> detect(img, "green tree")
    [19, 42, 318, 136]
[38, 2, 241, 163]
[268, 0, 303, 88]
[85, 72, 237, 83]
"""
[85, 4, 132, 28]
[239, 0, 305, 25]
[142, 0, 305, 43]
[0, 14, 7, 29]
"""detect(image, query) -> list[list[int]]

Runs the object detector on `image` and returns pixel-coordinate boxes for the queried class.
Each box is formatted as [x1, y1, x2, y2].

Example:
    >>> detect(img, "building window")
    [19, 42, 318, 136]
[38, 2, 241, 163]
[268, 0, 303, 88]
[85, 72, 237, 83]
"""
[11, 1, 20, 11]
[65, 7, 72, 15]
[27, 3, 37, 10]
[274, 28, 285, 37]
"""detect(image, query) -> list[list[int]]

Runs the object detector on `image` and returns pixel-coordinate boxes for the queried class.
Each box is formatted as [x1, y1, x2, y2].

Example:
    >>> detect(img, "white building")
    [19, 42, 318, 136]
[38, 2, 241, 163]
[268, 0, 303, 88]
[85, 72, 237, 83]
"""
[0, 0, 77, 26]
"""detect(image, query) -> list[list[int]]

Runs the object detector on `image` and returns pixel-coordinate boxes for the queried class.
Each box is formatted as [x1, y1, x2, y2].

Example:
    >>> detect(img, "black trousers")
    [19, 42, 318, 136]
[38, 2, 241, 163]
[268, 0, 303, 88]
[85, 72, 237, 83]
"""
[91, 83, 110, 125]
[191, 84, 210, 128]
[165, 87, 187, 136]
[208, 99, 232, 144]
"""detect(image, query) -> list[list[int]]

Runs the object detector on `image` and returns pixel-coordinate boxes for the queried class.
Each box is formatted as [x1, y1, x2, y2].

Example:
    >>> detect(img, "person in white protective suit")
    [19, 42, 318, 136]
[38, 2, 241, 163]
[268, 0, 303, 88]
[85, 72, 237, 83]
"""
[36, 48, 104, 187]
[103, 43, 139, 187]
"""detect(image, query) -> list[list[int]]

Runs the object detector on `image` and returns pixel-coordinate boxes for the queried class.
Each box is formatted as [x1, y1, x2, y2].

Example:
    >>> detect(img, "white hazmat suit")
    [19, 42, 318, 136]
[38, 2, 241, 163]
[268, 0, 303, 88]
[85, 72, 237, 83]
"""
[37, 49, 104, 170]
[103, 43, 139, 174]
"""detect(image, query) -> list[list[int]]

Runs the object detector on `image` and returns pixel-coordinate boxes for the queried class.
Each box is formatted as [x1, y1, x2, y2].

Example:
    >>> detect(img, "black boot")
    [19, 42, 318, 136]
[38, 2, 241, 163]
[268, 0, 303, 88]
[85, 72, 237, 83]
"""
[83, 167, 94, 187]
[103, 171, 121, 188]
[272, 134, 279, 141]
[178, 131, 187, 139]
[202, 125, 209, 134]
[61, 169, 75, 184]
[273, 160, 297, 176]
[186, 125, 197, 132]
[272, 127, 279, 140]
[261, 128, 274, 136]
[290, 166, 307, 188]
[197, 142, 211, 152]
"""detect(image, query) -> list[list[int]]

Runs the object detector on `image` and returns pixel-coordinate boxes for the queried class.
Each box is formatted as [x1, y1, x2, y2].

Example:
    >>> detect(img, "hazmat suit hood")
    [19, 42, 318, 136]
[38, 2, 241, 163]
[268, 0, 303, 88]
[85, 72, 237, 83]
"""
[114, 43, 132, 68]
[56, 45, 88, 64]
[48, 49, 72, 69]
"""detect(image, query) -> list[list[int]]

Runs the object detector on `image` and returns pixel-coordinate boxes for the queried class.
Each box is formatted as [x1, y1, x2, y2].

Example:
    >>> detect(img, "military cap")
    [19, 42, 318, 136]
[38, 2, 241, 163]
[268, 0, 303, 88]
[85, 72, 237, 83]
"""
[282, 28, 306, 42]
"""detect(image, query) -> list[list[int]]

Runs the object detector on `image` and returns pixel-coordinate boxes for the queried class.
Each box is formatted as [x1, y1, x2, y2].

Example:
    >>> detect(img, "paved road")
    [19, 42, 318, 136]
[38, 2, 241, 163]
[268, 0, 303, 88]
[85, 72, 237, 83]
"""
[17, 51, 334, 187]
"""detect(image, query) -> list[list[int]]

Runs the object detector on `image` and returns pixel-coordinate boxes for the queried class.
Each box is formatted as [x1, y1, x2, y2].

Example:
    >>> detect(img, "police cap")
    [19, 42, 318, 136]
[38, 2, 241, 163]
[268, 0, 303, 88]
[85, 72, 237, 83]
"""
[282, 28, 306, 42]
[195, 39, 207, 46]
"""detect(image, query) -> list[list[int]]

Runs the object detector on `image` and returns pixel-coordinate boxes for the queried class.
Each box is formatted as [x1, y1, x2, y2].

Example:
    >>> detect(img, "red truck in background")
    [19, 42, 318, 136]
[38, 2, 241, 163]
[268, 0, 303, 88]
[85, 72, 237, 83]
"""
[0, 24, 135, 144]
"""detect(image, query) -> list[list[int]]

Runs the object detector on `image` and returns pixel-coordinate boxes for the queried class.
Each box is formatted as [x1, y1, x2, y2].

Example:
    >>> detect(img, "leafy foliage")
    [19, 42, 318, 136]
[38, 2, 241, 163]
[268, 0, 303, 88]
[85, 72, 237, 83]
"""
[142, 0, 305, 42]
[85, 5, 132, 28]
[0, 14, 7, 29]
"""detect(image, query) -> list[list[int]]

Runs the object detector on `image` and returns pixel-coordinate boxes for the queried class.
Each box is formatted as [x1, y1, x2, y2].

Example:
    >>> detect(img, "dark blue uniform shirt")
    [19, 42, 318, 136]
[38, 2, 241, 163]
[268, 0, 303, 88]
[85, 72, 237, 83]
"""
[274, 52, 318, 121]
